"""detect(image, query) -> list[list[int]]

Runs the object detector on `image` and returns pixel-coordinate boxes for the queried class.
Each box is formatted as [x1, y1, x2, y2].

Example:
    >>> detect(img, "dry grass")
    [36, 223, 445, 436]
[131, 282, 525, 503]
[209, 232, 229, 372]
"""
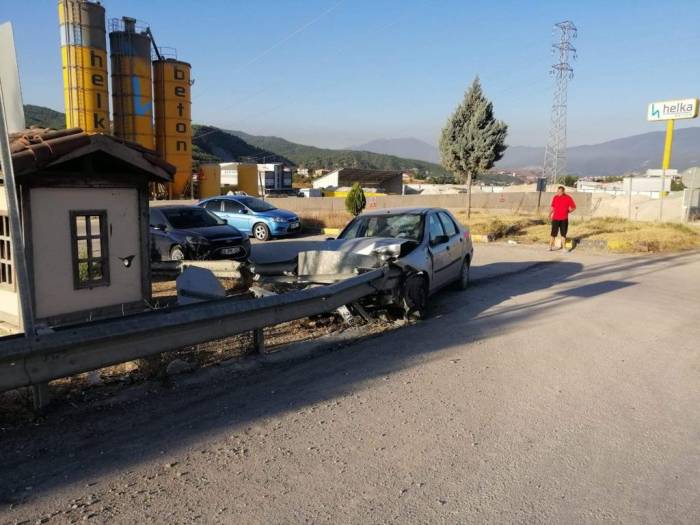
[448, 210, 700, 253]
[451, 210, 546, 237]
[514, 216, 700, 253]
[298, 210, 353, 230]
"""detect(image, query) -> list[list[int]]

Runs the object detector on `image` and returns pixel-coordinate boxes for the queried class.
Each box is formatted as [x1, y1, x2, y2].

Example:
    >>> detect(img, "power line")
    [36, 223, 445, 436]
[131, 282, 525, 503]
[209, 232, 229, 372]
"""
[543, 20, 577, 184]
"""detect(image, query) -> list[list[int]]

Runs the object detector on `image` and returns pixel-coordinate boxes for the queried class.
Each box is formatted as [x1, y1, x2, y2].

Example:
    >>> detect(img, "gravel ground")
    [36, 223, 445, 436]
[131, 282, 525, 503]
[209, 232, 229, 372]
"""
[1, 244, 699, 524]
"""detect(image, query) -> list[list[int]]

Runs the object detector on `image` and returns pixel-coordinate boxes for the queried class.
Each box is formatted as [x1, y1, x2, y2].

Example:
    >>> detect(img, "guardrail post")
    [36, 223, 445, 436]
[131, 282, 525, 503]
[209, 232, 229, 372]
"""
[32, 382, 50, 411]
[253, 328, 265, 354]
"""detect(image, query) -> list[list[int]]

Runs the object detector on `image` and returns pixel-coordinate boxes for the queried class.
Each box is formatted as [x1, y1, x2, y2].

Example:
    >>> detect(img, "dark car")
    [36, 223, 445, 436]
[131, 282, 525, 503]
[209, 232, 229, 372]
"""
[149, 205, 251, 261]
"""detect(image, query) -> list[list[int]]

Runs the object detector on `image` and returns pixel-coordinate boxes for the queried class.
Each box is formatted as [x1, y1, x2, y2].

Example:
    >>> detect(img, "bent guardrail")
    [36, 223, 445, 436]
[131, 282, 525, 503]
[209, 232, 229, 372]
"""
[0, 268, 388, 393]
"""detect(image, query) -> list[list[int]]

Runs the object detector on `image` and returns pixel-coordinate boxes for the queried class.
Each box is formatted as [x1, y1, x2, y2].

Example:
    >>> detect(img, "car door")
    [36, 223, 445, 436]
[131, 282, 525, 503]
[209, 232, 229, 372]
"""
[149, 208, 171, 261]
[221, 199, 252, 233]
[437, 211, 465, 282]
[426, 212, 452, 291]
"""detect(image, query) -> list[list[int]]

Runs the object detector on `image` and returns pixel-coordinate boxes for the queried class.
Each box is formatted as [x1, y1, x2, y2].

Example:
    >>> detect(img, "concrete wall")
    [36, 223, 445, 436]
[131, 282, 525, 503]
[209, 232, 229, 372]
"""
[262, 192, 593, 216]
[151, 191, 690, 222]
[589, 192, 684, 222]
[30, 187, 143, 319]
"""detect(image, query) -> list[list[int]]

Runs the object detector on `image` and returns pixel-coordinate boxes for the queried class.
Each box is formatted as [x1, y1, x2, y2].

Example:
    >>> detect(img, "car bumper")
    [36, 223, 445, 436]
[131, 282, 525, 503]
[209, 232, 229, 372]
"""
[186, 240, 251, 261]
[269, 220, 302, 235]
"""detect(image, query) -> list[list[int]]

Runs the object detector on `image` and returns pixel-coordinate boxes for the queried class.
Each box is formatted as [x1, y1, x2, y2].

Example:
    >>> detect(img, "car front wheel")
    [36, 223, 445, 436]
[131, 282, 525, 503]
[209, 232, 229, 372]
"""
[253, 222, 270, 241]
[402, 273, 429, 321]
[170, 245, 185, 261]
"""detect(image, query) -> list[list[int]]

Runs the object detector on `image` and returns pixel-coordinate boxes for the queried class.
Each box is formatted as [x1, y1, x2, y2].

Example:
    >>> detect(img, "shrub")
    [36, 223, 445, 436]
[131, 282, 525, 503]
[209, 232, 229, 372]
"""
[345, 182, 366, 216]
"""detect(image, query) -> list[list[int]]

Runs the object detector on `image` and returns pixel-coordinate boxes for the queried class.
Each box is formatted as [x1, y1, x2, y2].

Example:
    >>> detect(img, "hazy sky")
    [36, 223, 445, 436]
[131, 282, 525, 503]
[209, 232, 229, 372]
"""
[4, 0, 700, 149]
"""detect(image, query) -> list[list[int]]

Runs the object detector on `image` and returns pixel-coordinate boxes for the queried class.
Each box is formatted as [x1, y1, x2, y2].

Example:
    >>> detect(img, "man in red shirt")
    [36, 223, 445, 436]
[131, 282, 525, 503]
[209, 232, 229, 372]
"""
[549, 185, 576, 251]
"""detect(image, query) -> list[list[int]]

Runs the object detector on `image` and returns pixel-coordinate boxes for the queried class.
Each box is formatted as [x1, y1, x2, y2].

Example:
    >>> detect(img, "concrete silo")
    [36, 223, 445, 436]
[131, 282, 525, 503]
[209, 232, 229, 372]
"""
[58, 0, 110, 133]
[153, 58, 192, 197]
[109, 17, 154, 149]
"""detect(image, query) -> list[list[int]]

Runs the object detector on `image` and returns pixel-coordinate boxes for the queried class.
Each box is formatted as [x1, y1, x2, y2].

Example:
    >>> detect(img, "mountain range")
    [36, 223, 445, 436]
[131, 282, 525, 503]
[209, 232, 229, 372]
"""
[348, 130, 700, 176]
[21, 105, 452, 180]
[20, 105, 700, 177]
[350, 138, 441, 164]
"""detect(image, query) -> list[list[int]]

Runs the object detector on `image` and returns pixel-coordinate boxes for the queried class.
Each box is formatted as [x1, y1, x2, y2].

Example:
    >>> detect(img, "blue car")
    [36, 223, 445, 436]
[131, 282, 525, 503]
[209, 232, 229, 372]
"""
[199, 195, 301, 241]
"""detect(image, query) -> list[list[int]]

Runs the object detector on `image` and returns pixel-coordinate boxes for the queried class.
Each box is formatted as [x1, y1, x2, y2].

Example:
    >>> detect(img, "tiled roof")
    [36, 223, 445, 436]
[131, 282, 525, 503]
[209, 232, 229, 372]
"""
[7, 128, 175, 181]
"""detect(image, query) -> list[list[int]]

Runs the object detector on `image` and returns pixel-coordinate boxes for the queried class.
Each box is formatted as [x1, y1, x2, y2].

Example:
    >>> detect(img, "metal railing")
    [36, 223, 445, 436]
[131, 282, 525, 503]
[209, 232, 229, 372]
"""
[0, 268, 389, 393]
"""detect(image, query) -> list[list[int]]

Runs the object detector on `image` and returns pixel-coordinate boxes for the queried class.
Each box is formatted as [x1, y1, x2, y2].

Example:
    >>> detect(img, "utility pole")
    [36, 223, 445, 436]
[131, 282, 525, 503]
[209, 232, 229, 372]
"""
[543, 20, 577, 186]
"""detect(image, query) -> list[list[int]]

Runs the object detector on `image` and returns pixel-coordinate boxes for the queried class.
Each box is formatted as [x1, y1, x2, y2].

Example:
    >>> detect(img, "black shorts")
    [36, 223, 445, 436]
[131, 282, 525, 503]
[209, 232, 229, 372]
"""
[551, 219, 568, 237]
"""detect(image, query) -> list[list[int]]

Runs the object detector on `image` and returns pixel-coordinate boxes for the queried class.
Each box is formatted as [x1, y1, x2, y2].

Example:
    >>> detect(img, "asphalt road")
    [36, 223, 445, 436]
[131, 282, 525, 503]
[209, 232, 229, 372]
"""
[1, 244, 699, 524]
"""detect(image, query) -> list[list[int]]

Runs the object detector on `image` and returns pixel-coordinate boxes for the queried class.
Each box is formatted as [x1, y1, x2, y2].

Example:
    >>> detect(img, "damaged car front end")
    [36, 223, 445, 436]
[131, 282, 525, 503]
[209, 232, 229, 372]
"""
[251, 207, 473, 320]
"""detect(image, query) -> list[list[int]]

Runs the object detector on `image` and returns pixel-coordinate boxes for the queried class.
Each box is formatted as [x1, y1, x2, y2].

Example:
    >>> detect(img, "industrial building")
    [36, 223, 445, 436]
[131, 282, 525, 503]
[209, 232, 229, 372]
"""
[0, 128, 173, 328]
[257, 163, 294, 196]
[312, 168, 404, 195]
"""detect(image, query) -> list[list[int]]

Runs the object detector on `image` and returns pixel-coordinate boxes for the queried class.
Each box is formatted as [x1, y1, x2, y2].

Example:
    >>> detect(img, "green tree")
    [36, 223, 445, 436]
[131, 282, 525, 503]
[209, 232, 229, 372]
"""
[345, 182, 367, 216]
[671, 178, 686, 191]
[439, 77, 508, 218]
[560, 175, 578, 187]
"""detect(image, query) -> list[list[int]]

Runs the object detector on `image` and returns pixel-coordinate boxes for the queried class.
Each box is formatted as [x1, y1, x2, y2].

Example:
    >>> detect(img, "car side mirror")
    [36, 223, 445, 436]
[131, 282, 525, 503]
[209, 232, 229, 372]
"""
[430, 234, 449, 246]
[153, 223, 167, 231]
[239, 209, 248, 214]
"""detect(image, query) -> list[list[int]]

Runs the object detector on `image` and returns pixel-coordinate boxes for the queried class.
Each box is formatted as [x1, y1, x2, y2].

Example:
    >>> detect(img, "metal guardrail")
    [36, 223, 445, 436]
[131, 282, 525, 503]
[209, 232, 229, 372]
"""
[0, 268, 388, 393]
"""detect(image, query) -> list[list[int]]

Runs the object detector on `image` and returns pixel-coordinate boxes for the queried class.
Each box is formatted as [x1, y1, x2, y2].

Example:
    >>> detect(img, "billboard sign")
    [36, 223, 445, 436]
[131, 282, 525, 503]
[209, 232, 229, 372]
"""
[647, 98, 698, 121]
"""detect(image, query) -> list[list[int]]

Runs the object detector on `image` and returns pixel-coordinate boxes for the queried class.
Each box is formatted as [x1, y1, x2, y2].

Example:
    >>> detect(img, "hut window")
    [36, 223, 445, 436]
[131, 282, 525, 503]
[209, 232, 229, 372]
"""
[0, 215, 14, 289]
[70, 211, 110, 289]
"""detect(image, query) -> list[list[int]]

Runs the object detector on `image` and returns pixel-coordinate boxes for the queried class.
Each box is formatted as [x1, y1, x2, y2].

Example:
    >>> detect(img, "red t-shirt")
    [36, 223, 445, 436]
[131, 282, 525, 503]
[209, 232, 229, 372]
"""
[551, 194, 576, 221]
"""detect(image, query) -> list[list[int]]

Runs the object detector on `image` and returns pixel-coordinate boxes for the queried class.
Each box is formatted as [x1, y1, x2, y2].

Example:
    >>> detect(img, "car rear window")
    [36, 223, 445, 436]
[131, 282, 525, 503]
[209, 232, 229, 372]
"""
[162, 208, 223, 228]
[438, 211, 458, 236]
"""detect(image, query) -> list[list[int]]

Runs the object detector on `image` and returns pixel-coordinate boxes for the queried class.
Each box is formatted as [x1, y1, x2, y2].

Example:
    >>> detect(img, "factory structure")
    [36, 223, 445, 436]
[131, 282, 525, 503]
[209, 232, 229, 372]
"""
[58, 0, 192, 199]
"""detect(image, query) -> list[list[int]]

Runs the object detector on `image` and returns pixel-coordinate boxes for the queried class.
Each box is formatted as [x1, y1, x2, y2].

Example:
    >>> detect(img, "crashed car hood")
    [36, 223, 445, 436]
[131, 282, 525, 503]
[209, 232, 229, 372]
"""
[325, 237, 414, 258]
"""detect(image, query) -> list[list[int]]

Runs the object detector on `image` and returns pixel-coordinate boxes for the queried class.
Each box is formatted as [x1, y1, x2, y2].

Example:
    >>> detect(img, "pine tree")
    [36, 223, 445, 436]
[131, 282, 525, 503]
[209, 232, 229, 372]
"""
[345, 182, 367, 216]
[439, 77, 508, 218]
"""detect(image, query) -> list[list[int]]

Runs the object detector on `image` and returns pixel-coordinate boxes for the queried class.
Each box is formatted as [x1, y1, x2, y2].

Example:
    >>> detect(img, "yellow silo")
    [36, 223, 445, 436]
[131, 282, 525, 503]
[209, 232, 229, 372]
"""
[109, 17, 154, 149]
[153, 58, 192, 198]
[58, 0, 110, 133]
[198, 164, 221, 199]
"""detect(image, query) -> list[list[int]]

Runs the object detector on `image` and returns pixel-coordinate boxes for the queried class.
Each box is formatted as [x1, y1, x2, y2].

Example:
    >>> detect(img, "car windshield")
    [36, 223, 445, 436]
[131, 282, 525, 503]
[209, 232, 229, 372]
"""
[238, 197, 277, 212]
[339, 213, 424, 242]
[162, 207, 224, 229]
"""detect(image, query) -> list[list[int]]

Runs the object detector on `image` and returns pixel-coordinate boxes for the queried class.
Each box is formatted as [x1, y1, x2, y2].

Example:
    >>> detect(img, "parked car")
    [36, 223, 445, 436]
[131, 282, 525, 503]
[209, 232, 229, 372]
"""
[336, 207, 473, 318]
[199, 195, 301, 241]
[150, 205, 251, 261]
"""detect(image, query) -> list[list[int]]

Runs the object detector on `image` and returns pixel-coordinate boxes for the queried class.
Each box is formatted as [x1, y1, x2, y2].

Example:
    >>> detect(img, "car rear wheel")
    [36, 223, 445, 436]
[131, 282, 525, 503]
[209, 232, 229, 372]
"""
[170, 245, 185, 261]
[402, 274, 429, 321]
[455, 257, 471, 290]
[253, 222, 270, 241]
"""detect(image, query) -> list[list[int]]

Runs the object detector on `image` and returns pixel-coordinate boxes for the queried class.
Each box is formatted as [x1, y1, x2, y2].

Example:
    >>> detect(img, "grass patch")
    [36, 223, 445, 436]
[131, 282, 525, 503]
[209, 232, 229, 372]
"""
[515, 217, 700, 253]
[451, 210, 545, 237]
[297, 210, 353, 231]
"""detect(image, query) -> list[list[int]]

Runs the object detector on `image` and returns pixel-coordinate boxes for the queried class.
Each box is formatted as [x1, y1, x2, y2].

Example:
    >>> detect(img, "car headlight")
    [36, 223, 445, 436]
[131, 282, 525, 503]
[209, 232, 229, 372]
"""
[186, 235, 210, 245]
[272, 217, 287, 223]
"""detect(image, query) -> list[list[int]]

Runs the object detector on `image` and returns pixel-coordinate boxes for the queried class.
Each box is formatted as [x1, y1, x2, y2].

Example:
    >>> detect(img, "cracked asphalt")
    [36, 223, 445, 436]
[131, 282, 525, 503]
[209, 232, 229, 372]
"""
[1, 244, 699, 524]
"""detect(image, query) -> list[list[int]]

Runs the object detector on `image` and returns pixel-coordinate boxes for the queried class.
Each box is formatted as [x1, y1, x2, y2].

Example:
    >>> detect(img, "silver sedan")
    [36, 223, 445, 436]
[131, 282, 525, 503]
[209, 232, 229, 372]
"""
[336, 207, 474, 318]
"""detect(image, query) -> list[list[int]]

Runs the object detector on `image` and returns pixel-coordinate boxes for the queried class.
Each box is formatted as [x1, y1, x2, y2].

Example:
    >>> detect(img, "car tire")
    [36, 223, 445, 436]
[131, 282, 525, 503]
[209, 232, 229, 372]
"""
[455, 257, 471, 290]
[253, 222, 270, 241]
[402, 273, 429, 321]
[170, 245, 185, 261]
